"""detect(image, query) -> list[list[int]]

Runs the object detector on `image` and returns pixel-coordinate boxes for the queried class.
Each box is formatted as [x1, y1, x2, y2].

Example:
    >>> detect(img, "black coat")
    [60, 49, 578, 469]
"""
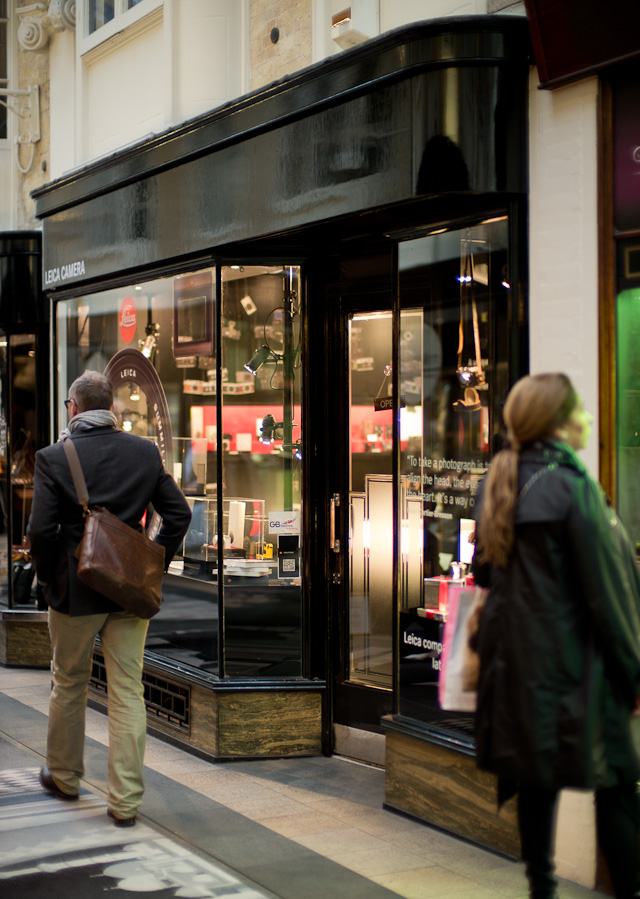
[29, 426, 192, 616]
[472, 440, 640, 791]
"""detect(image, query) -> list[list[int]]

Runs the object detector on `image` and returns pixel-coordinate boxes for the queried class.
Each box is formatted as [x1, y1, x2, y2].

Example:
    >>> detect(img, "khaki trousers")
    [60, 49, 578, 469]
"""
[47, 608, 149, 818]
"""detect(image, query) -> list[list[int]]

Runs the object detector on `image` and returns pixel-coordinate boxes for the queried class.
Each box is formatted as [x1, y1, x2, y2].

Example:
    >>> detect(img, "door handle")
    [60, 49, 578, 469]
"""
[330, 493, 340, 553]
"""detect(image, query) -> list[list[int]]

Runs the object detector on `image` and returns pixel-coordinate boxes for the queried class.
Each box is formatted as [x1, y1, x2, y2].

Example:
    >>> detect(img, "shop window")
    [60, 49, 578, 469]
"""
[397, 217, 510, 736]
[616, 237, 640, 546]
[220, 265, 303, 677]
[0, 0, 7, 141]
[55, 262, 303, 680]
[57, 273, 216, 669]
[0, 333, 7, 605]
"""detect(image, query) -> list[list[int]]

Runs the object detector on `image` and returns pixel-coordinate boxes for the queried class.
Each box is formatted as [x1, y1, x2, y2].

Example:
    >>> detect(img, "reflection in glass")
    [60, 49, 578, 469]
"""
[56, 270, 220, 674]
[0, 334, 8, 606]
[348, 313, 393, 688]
[88, 0, 114, 32]
[616, 241, 640, 544]
[221, 265, 303, 678]
[397, 217, 510, 732]
[56, 264, 305, 680]
[9, 334, 37, 608]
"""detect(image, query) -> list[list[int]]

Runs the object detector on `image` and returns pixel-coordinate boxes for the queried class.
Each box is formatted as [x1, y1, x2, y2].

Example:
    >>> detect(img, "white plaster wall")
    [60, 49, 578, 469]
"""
[44, 1, 247, 173]
[0, 143, 15, 229]
[529, 68, 600, 889]
[49, 30, 76, 181]
[0, 137, 16, 231]
[83, 20, 165, 163]
[172, 0, 245, 124]
[381, 0, 487, 32]
[528, 70, 600, 480]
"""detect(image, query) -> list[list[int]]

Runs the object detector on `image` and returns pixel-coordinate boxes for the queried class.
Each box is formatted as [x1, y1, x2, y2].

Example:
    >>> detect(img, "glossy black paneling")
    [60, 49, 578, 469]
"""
[36, 17, 530, 285]
[35, 17, 530, 217]
[0, 232, 42, 326]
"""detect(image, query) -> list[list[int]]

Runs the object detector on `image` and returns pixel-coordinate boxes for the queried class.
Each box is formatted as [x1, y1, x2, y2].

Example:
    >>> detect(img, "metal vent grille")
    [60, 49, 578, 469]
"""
[90, 650, 190, 731]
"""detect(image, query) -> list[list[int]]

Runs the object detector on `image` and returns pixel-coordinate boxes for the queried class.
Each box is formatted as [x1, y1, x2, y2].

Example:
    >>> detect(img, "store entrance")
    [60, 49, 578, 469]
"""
[330, 295, 395, 753]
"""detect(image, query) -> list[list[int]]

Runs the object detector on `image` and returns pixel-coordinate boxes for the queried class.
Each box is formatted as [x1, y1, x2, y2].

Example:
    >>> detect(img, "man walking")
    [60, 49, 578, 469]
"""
[29, 370, 191, 826]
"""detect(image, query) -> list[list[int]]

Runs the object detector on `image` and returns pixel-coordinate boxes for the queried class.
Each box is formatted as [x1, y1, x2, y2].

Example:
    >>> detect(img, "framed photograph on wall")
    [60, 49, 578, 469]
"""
[173, 270, 215, 358]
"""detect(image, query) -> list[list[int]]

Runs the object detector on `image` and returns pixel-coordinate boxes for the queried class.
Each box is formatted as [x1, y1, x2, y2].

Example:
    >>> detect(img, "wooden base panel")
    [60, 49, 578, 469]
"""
[91, 676, 323, 760]
[384, 728, 520, 858]
[0, 612, 51, 668]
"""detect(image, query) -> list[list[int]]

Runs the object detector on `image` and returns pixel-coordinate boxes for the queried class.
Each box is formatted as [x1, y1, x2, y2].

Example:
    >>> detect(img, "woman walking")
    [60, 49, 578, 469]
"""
[472, 372, 640, 899]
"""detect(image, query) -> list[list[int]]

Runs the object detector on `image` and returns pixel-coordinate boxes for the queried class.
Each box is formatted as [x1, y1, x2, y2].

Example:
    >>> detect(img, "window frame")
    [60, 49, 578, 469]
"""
[80, 0, 162, 55]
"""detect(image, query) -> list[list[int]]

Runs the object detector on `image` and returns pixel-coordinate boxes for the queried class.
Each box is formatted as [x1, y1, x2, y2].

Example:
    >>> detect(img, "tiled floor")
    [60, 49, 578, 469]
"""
[0, 665, 609, 899]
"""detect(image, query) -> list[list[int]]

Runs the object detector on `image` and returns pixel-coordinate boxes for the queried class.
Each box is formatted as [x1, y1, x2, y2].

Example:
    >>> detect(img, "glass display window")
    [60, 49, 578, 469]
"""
[616, 238, 640, 545]
[55, 262, 304, 679]
[220, 265, 303, 677]
[397, 216, 511, 733]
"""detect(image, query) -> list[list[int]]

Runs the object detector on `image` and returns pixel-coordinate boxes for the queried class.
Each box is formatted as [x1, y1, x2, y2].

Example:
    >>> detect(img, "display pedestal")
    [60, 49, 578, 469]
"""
[0, 610, 51, 668]
[383, 715, 520, 857]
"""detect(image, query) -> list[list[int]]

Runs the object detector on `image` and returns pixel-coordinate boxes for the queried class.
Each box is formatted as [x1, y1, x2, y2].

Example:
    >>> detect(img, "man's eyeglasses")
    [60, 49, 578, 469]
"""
[64, 399, 74, 409]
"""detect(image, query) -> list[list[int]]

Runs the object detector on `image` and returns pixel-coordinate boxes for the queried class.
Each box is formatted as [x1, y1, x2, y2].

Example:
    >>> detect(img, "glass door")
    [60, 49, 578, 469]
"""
[347, 311, 394, 689]
[332, 298, 395, 736]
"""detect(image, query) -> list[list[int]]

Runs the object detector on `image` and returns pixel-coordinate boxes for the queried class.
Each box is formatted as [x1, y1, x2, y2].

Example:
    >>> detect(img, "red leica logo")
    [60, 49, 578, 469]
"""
[119, 297, 136, 344]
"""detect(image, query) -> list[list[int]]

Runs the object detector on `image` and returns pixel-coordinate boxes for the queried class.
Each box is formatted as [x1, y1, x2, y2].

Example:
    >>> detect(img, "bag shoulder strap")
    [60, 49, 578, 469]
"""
[62, 437, 89, 515]
[517, 461, 558, 504]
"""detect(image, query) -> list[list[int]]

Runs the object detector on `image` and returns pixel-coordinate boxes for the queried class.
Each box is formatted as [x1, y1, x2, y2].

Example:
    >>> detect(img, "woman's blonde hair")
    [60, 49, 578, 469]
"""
[476, 373, 577, 568]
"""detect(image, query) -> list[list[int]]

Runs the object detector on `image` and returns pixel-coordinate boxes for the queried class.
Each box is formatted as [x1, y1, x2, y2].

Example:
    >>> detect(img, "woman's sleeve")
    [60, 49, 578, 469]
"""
[567, 475, 640, 700]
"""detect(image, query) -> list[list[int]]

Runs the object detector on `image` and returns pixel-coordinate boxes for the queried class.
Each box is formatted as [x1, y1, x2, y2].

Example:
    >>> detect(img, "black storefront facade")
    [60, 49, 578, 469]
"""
[0, 232, 51, 665]
[32, 17, 530, 855]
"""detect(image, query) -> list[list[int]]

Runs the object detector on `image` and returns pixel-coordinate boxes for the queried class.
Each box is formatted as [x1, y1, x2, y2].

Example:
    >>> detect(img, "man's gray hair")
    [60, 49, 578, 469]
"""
[69, 370, 113, 412]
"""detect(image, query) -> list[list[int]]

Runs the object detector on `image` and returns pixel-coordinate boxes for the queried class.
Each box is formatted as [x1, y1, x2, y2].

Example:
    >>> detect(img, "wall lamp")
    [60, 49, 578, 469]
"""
[244, 345, 277, 376]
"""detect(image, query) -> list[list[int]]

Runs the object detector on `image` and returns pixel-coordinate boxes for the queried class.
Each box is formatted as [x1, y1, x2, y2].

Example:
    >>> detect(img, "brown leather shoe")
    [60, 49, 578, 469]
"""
[39, 766, 78, 801]
[107, 808, 136, 827]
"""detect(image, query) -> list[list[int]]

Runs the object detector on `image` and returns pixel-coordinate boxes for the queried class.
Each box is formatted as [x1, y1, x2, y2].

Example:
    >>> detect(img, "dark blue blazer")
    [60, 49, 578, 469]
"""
[29, 426, 192, 616]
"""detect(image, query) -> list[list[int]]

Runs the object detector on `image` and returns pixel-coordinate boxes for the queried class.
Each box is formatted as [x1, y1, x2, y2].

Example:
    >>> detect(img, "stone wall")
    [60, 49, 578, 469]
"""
[250, 0, 313, 92]
[15, 26, 50, 229]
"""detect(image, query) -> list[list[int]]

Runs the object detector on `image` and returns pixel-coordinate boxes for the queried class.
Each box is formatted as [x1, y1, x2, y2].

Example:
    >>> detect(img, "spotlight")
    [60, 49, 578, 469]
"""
[139, 322, 159, 360]
[140, 335, 156, 358]
[244, 345, 272, 376]
[129, 385, 140, 402]
[259, 414, 284, 444]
